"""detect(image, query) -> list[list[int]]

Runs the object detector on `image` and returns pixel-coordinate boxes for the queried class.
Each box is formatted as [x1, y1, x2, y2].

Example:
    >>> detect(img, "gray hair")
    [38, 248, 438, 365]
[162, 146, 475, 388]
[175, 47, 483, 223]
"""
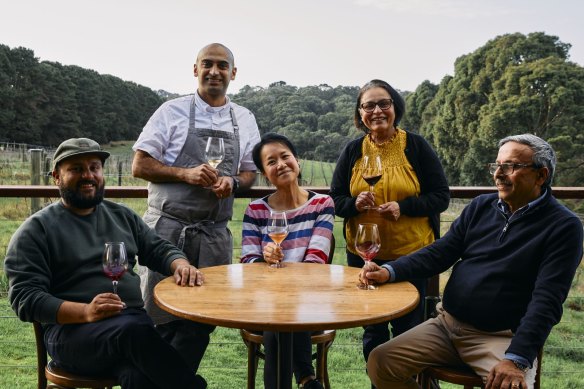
[498, 134, 556, 187]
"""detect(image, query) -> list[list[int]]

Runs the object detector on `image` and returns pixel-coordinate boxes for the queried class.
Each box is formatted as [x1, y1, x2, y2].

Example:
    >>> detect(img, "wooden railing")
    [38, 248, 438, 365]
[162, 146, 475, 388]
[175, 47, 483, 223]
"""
[0, 185, 583, 199]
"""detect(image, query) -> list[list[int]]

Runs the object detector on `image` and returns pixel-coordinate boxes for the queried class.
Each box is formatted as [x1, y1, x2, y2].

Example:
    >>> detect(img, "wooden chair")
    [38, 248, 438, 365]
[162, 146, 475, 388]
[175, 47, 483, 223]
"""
[33, 322, 119, 389]
[239, 235, 337, 389]
[240, 328, 336, 389]
[418, 348, 542, 389]
[417, 280, 543, 389]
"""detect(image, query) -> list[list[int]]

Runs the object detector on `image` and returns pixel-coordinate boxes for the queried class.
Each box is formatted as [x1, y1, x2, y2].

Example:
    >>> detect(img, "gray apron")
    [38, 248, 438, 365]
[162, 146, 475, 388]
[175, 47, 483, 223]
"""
[140, 95, 240, 324]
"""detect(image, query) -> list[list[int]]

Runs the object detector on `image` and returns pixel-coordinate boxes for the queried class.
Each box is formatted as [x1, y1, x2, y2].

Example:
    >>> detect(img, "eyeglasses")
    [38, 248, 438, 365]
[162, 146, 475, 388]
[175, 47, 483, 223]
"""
[360, 99, 393, 113]
[487, 163, 537, 175]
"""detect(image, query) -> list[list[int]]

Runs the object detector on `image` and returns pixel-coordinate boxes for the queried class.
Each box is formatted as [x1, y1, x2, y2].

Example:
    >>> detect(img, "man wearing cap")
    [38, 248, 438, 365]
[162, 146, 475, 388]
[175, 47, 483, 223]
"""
[132, 43, 261, 370]
[4, 138, 208, 389]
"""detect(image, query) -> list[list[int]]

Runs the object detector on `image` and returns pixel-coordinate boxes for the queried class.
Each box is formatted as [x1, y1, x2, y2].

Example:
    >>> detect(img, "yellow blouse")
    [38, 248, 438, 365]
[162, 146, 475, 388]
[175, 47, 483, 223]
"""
[346, 129, 434, 260]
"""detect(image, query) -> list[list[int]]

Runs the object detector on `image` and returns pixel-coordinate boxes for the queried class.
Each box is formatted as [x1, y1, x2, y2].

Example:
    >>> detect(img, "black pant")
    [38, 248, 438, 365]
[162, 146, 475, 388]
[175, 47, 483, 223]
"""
[263, 331, 315, 389]
[44, 308, 202, 389]
[156, 319, 216, 372]
[346, 250, 427, 361]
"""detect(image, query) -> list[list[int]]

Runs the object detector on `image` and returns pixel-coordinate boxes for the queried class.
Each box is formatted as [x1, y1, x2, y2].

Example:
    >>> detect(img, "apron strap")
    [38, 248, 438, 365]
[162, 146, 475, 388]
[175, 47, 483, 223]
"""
[147, 207, 228, 250]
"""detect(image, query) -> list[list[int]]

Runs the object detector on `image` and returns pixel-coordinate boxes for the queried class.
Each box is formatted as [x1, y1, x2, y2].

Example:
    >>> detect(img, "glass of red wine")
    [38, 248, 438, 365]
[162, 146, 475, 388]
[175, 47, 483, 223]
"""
[103, 242, 128, 294]
[266, 210, 288, 268]
[355, 223, 381, 290]
[361, 154, 382, 210]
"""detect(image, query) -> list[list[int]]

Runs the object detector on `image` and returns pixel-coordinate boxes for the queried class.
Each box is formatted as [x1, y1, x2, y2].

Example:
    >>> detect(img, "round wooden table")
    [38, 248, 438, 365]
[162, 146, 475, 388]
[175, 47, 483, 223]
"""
[154, 262, 419, 388]
[154, 262, 419, 332]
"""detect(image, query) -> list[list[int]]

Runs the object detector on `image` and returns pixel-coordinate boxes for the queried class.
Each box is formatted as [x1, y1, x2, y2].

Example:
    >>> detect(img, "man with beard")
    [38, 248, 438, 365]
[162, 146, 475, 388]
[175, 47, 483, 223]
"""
[132, 43, 260, 371]
[5, 138, 208, 389]
[360, 134, 583, 389]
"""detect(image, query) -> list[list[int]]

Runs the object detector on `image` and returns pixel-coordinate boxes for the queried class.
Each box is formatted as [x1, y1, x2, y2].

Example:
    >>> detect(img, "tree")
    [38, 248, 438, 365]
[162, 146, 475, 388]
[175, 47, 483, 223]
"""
[465, 57, 584, 185]
[0, 45, 164, 145]
[37, 62, 81, 145]
[418, 32, 580, 185]
[401, 80, 438, 133]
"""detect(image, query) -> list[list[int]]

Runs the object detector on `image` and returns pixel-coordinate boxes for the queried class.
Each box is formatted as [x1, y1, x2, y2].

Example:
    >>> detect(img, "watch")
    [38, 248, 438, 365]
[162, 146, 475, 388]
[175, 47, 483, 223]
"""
[231, 176, 240, 193]
[511, 360, 529, 373]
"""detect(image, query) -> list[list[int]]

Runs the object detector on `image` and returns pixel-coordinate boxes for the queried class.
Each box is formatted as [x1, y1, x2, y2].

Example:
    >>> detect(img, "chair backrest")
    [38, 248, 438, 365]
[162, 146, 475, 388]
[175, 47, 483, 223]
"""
[33, 322, 48, 389]
[326, 234, 335, 264]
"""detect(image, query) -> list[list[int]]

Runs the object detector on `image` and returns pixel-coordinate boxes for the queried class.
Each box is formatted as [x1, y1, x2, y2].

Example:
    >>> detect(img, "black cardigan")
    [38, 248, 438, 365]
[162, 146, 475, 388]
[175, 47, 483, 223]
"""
[330, 131, 450, 244]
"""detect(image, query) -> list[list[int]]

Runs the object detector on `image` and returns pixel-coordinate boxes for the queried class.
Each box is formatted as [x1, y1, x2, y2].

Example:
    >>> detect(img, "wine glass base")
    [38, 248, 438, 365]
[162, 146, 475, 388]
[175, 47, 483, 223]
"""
[270, 262, 285, 268]
[356, 282, 377, 290]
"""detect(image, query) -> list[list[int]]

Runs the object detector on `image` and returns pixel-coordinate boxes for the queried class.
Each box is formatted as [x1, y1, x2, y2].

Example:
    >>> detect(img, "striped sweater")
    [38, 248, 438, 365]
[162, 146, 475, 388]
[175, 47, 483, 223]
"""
[241, 191, 335, 264]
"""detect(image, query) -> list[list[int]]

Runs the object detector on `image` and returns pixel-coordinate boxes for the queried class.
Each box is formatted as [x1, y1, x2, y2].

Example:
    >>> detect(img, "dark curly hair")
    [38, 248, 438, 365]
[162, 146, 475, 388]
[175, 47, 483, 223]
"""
[353, 79, 406, 133]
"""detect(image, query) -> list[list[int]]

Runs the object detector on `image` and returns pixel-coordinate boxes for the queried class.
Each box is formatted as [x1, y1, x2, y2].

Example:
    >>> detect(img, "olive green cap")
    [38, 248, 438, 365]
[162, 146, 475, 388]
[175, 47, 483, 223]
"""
[52, 138, 110, 171]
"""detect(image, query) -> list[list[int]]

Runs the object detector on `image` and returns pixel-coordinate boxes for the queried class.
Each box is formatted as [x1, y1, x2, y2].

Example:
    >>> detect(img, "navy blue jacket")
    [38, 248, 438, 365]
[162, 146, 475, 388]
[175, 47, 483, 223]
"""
[389, 190, 583, 364]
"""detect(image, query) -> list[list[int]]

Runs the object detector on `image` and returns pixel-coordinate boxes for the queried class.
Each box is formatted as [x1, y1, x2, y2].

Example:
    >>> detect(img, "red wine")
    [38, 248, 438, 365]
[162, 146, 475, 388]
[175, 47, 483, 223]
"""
[362, 174, 382, 187]
[355, 241, 380, 261]
[104, 265, 126, 281]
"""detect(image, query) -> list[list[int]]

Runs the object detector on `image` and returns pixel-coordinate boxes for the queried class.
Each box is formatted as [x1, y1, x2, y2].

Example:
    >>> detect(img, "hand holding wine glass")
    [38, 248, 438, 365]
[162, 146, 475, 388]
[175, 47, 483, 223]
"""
[355, 223, 381, 290]
[103, 242, 128, 294]
[267, 210, 288, 268]
[361, 154, 382, 210]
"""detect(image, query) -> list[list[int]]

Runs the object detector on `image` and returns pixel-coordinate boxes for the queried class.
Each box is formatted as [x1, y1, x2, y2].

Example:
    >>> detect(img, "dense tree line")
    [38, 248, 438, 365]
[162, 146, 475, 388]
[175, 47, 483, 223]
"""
[1, 32, 583, 187]
[231, 82, 360, 161]
[0, 44, 164, 147]
[401, 32, 584, 187]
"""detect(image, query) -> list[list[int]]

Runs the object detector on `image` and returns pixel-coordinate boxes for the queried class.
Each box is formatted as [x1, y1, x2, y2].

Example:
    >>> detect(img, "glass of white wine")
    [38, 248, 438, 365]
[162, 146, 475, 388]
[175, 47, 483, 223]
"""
[205, 136, 225, 169]
[266, 210, 288, 268]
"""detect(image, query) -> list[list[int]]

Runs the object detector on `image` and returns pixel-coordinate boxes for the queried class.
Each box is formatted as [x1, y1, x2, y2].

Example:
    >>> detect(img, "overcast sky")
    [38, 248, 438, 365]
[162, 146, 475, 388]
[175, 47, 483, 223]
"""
[2, 0, 582, 95]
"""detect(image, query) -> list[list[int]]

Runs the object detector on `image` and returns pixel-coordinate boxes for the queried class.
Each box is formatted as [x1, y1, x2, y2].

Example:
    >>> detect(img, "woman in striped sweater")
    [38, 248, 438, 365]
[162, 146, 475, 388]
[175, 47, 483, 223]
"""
[241, 133, 334, 389]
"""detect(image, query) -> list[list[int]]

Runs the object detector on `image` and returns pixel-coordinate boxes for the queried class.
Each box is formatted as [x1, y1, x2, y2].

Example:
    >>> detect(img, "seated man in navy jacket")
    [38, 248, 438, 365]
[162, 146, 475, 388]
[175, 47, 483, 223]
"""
[360, 134, 583, 389]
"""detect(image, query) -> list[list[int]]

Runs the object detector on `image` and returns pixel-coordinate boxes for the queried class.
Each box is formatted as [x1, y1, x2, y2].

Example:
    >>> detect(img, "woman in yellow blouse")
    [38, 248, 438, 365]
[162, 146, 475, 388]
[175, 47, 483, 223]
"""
[330, 79, 450, 368]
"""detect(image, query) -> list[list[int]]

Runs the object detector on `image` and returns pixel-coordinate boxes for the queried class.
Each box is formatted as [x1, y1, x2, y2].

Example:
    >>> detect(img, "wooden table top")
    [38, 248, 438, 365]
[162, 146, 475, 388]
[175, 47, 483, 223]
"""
[154, 263, 419, 332]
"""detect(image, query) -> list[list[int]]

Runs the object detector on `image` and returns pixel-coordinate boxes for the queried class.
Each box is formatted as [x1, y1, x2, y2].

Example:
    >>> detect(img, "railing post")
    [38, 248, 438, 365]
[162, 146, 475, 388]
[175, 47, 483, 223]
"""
[44, 156, 52, 204]
[30, 149, 43, 214]
[118, 161, 123, 186]
[44, 157, 51, 185]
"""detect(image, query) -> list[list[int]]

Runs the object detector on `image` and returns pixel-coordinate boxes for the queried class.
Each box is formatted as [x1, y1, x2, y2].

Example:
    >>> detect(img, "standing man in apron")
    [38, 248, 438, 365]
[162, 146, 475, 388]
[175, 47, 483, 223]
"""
[131, 43, 261, 378]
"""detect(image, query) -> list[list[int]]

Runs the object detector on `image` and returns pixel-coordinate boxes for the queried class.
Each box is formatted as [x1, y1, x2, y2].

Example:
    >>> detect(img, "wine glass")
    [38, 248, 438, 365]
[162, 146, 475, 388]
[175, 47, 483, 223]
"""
[267, 210, 288, 268]
[355, 223, 381, 290]
[361, 154, 383, 210]
[103, 242, 128, 294]
[205, 136, 225, 169]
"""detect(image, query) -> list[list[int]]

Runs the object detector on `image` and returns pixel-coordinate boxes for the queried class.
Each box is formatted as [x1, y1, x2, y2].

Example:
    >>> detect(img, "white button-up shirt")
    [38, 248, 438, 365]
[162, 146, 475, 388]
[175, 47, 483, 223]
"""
[133, 92, 260, 171]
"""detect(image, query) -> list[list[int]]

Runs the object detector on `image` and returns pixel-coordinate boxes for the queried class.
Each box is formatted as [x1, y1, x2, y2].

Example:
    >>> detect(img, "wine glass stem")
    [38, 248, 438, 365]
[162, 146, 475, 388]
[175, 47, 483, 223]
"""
[363, 265, 368, 287]
[113, 280, 118, 294]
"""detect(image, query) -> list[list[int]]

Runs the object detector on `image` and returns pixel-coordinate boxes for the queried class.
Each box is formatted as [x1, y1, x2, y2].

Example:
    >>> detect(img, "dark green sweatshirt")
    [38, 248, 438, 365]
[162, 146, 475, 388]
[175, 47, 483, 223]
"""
[5, 200, 185, 324]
